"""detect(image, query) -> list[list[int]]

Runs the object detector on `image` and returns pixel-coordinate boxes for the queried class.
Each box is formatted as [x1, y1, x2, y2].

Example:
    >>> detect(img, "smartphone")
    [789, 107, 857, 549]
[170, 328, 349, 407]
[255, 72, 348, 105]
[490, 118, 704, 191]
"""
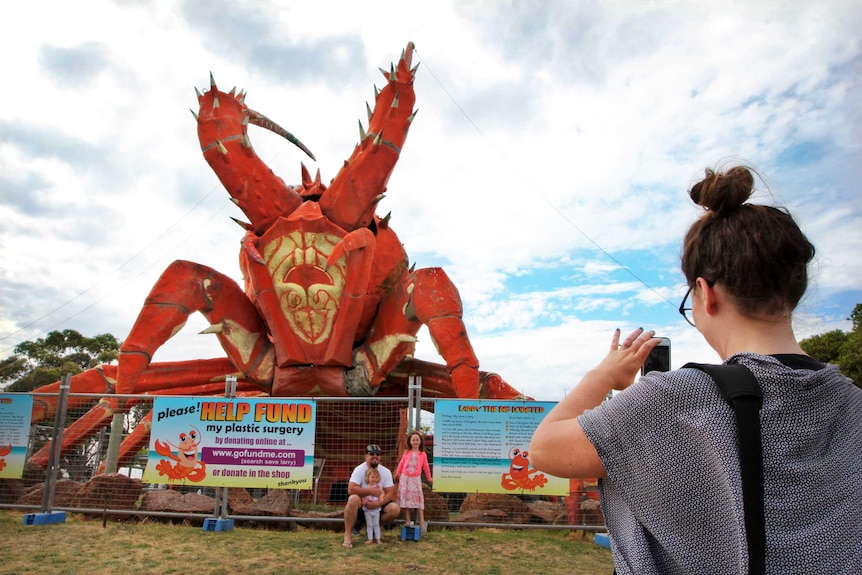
[642, 337, 671, 375]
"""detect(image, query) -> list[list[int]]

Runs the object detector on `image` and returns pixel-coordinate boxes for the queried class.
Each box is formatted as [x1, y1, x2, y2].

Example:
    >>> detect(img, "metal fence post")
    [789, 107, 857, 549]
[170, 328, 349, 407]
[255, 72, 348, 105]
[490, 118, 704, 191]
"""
[102, 412, 126, 474]
[203, 375, 236, 532]
[408, 375, 422, 432]
[41, 373, 71, 513]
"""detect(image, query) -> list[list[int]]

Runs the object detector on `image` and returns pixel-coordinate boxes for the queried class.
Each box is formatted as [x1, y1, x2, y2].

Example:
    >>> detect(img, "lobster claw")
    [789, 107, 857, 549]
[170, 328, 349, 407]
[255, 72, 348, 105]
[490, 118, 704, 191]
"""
[317, 41, 419, 231]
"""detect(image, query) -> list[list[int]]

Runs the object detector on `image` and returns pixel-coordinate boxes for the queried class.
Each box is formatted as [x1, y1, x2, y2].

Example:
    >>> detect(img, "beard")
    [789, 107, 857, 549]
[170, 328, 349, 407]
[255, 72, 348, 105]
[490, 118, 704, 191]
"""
[370, 460, 379, 468]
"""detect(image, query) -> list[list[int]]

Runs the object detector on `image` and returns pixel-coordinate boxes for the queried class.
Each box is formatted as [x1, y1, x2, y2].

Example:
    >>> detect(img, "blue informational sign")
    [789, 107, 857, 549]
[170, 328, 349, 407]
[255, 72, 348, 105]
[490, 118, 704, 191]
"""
[433, 399, 568, 495]
[0, 394, 33, 479]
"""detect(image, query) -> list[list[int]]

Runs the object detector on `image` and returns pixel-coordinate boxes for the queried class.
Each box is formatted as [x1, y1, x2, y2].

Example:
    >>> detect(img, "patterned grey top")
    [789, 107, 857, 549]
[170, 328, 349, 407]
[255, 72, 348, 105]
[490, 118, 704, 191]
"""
[579, 352, 862, 575]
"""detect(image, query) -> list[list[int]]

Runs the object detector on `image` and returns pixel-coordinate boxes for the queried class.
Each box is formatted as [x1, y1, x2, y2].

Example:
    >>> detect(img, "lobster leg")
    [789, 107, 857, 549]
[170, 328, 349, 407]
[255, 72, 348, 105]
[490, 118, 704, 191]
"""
[408, 268, 481, 399]
[352, 267, 481, 399]
[29, 397, 119, 467]
[29, 365, 117, 422]
[383, 357, 527, 400]
[324, 228, 377, 363]
[116, 260, 275, 395]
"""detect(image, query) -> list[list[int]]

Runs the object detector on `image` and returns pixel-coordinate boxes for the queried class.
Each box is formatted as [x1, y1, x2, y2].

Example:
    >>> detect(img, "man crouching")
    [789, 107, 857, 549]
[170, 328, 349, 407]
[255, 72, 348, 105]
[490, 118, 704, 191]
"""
[342, 443, 401, 548]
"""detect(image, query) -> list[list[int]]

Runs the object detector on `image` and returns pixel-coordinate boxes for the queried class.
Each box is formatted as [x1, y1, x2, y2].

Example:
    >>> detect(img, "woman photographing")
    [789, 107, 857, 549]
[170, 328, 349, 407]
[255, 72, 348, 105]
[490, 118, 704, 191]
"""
[530, 164, 861, 574]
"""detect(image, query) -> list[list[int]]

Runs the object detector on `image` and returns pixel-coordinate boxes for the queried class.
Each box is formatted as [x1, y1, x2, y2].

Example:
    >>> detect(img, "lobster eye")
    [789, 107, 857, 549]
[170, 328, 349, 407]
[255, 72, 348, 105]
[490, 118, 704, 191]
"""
[189, 431, 198, 441]
[179, 433, 187, 441]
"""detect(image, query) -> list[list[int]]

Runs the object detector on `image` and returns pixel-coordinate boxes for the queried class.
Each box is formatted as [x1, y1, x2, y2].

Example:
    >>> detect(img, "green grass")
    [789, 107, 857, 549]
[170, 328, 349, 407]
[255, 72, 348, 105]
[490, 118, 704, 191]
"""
[0, 509, 613, 575]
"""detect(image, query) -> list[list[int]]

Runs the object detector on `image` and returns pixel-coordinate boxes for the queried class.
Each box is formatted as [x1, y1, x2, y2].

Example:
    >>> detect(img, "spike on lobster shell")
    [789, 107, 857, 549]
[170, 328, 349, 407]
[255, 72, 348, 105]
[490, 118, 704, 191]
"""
[301, 163, 313, 188]
[230, 217, 253, 231]
[199, 323, 224, 335]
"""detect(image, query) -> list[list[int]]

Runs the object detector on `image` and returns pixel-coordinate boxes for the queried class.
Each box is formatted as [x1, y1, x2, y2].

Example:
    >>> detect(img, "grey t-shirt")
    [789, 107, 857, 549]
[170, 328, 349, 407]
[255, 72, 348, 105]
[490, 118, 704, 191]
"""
[579, 352, 862, 575]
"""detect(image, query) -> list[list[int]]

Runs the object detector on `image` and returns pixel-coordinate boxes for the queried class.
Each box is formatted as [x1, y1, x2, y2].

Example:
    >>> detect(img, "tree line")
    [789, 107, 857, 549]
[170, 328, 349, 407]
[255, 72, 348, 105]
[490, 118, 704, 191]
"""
[0, 329, 118, 392]
[798, 304, 861, 388]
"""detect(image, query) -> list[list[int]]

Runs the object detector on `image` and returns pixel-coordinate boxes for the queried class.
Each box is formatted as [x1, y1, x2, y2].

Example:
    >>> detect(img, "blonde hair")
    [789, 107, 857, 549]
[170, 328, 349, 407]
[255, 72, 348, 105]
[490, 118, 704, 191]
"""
[365, 467, 381, 484]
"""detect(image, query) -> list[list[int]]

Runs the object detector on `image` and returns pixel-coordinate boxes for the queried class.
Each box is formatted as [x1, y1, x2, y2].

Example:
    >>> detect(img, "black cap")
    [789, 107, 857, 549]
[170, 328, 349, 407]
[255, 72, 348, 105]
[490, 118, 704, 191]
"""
[366, 444, 382, 454]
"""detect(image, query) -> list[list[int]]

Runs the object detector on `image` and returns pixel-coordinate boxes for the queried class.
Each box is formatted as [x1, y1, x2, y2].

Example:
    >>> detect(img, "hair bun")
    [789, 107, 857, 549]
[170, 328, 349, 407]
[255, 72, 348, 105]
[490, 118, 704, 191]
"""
[690, 165, 755, 213]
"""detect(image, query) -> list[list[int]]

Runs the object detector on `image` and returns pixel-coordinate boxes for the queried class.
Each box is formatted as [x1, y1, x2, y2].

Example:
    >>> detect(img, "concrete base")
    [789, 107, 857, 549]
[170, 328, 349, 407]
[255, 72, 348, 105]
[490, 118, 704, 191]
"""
[202, 518, 234, 532]
[23, 511, 67, 526]
[401, 525, 421, 541]
[594, 532, 611, 549]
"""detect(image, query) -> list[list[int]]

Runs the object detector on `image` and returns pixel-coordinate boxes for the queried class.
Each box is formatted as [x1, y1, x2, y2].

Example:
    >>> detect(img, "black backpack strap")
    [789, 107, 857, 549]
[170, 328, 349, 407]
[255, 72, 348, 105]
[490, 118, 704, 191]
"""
[684, 362, 765, 575]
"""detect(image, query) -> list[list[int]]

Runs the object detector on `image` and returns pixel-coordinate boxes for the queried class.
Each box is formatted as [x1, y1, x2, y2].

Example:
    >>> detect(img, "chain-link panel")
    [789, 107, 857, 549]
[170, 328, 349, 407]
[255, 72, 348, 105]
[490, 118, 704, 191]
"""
[0, 392, 599, 529]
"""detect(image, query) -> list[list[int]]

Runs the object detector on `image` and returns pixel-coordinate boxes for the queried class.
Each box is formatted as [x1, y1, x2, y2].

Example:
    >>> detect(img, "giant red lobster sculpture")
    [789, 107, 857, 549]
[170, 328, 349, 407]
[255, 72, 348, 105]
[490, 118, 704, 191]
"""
[27, 42, 523, 470]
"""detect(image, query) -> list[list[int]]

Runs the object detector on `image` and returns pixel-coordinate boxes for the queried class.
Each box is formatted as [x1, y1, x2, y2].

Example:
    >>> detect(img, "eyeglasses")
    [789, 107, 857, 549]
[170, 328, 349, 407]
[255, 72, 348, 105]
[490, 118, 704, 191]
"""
[679, 280, 714, 327]
[679, 285, 696, 327]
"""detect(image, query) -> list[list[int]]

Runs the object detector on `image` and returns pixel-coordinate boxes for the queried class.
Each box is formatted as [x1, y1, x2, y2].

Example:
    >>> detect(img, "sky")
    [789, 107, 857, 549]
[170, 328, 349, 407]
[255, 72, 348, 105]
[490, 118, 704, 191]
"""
[1, 1, 860, 401]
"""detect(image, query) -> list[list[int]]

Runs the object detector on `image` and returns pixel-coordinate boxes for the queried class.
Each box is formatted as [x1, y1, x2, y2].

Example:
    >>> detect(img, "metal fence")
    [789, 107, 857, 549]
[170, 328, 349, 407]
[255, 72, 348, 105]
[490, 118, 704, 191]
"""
[0, 389, 605, 531]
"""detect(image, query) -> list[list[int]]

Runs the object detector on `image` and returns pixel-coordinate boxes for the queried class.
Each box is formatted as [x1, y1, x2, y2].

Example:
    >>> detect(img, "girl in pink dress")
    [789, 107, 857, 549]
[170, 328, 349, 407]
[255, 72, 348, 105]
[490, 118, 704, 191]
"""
[395, 431, 433, 532]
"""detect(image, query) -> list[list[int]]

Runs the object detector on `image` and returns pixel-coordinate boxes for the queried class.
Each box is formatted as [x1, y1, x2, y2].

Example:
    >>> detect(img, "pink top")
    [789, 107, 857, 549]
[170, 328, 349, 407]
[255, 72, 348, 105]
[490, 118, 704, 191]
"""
[395, 449, 431, 479]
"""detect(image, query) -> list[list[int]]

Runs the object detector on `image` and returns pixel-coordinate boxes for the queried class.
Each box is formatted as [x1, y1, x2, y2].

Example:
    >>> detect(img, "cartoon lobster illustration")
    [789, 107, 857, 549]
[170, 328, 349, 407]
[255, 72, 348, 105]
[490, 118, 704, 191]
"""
[501, 447, 548, 492]
[0, 445, 11, 472]
[24, 42, 528, 473]
[153, 427, 206, 482]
